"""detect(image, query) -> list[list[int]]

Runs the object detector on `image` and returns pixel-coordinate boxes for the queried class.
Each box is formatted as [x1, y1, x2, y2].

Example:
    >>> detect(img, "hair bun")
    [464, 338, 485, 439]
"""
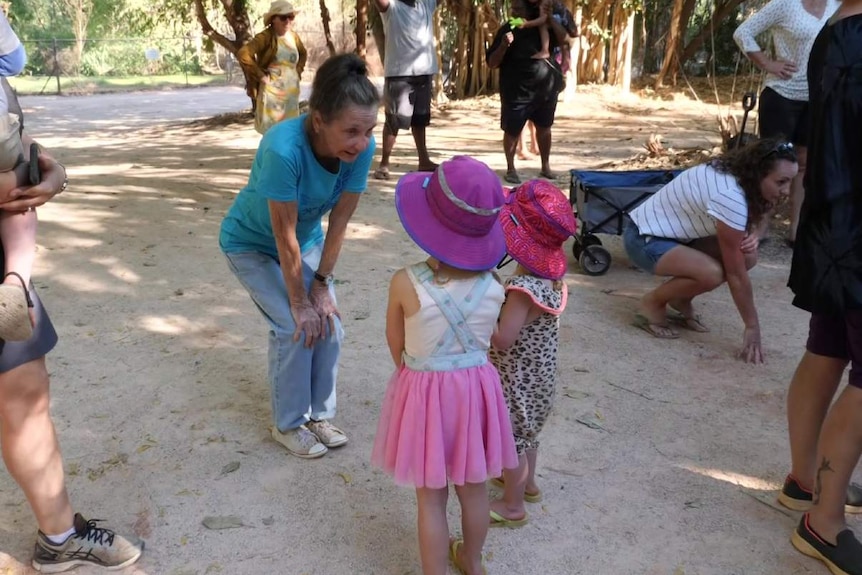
[348, 60, 367, 76]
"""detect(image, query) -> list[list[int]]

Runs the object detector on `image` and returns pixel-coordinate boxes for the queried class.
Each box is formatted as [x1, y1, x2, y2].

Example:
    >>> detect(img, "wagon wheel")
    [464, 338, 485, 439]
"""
[579, 245, 611, 276]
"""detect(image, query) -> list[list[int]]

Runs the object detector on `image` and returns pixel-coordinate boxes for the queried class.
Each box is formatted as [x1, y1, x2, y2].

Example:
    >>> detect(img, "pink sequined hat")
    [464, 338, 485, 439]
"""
[500, 179, 577, 280]
[395, 156, 507, 271]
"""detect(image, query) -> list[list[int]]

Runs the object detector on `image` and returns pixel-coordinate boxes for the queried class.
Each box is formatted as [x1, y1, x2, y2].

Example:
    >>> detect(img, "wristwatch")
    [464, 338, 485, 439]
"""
[314, 271, 333, 286]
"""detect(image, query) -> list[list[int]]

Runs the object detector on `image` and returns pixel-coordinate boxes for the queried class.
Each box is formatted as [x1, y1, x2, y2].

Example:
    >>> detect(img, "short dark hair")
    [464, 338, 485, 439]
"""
[308, 53, 380, 123]
[711, 136, 798, 230]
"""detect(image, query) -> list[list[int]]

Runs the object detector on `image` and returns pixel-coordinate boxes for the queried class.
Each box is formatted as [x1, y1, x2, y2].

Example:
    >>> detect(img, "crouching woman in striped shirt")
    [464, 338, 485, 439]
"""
[623, 138, 798, 363]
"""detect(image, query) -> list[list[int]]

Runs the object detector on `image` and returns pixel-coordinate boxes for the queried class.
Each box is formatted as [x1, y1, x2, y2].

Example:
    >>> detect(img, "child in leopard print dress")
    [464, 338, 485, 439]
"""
[488, 179, 576, 528]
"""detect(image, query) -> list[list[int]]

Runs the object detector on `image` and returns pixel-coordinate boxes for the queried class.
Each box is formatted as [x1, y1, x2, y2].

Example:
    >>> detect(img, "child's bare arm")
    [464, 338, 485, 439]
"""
[517, 13, 548, 28]
[491, 290, 533, 351]
[386, 270, 409, 367]
[0, 208, 37, 284]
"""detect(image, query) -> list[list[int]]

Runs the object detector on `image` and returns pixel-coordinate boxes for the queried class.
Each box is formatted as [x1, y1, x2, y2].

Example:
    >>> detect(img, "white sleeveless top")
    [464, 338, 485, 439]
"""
[403, 265, 504, 359]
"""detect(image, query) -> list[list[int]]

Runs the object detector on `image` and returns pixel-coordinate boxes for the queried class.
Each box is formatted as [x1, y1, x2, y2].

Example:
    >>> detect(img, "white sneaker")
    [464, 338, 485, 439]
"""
[271, 425, 327, 459]
[306, 420, 348, 448]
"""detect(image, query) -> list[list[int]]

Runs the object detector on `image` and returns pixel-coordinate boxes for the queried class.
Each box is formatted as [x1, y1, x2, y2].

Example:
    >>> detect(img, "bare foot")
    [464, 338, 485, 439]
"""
[517, 149, 532, 161]
[529, 144, 540, 156]
[416, 162, 438, 172]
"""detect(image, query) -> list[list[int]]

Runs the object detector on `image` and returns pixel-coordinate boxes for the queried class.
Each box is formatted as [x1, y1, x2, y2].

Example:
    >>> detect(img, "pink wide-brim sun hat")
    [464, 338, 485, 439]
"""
[395, 156, 507, 271]
[500, 179, 577, 280]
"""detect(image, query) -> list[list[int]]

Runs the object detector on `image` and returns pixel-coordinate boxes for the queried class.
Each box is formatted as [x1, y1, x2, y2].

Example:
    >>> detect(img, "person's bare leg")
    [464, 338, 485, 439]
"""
[517, 130, 531, 160]
[640, 245, 724, 325]
[787, 352, 847, 490]
[788, 146, 807, 244]
[415, 487, 450, 575]
[411, 125, 436, 171]
[374, 123, 398, 178]
[489, 453, 528, 521]
[807, 385, 862, 542]
[525, 448, 540, 495]
[528, 121, 539, 156]
[453, 482, 489, 575]
[0, 357, 74, 535]
[535, 125, 554, 178]
[663, 237, 756, 325]
[504, 131, 520, 177]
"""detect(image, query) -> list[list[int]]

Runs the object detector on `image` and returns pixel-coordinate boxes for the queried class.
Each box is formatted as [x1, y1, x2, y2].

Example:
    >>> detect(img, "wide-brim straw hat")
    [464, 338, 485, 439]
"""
[395, 156, 507, 271]
[264, 0, 299, 25]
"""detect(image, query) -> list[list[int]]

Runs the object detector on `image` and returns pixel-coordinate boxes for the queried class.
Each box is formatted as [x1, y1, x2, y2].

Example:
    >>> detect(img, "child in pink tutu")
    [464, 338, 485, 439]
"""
[488, 180, 576, 528]
[372, 156, 519, 575]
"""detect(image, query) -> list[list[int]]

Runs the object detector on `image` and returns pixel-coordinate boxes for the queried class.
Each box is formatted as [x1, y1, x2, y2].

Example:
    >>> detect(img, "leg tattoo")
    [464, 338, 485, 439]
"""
[813, 458, 834, 505]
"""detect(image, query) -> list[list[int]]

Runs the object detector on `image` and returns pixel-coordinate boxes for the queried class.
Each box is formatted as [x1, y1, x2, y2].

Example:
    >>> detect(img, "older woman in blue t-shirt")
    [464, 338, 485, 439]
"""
[220, 53, 379, 459]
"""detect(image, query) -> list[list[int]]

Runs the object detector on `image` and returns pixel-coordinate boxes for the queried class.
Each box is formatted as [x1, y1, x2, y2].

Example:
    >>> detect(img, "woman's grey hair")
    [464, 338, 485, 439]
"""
[308, 53, 380, 122]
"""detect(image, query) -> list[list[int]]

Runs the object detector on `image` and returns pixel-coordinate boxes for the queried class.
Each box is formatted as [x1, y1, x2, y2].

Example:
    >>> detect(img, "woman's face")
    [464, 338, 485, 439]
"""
[271, 13, 294, 36]
[313, 104, 378, 163]
[760, 159, 798, 206]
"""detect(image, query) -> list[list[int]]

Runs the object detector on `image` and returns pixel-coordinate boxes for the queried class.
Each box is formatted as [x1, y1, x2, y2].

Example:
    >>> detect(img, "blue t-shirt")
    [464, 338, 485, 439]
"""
[219, 115, 376, 257]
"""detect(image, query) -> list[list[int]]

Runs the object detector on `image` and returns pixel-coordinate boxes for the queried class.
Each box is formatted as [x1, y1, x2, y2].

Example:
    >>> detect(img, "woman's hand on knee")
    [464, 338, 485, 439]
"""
[291, 300, 323, 348]
[309, 282, 340, 337]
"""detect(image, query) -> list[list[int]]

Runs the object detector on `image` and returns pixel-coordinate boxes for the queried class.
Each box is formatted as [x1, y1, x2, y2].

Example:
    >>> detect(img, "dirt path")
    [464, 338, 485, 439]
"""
[0, 86, 836, 575]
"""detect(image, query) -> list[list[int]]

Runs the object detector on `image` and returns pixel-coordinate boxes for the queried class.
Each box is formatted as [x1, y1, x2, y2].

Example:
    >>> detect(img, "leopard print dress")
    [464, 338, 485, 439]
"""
[490, 274, 566, 454]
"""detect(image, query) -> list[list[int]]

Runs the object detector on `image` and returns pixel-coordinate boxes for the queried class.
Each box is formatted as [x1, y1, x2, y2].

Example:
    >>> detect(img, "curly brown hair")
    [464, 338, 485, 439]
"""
[710, 136, 798, 231]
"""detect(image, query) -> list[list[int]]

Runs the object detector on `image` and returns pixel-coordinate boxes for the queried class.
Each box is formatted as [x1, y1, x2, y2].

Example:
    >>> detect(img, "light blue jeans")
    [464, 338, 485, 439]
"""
[224, 243, 343, 432]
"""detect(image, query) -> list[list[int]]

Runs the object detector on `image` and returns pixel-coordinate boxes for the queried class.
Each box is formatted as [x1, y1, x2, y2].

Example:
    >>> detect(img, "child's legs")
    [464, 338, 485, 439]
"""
[536, 25, 550, 57]
[453, 482, 489, 575]
[493, 451, 529, 518]
[525, 447, 540, 492]
[415, 486, 450, 575]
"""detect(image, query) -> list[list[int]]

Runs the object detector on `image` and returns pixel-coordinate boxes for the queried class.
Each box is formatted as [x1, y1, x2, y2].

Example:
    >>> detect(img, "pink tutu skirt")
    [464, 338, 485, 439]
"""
[371, 363, 518, 489]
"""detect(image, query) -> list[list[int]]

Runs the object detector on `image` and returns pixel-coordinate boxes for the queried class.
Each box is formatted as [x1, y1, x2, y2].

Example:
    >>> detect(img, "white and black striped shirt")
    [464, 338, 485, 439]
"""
[630, 164, 749, 240]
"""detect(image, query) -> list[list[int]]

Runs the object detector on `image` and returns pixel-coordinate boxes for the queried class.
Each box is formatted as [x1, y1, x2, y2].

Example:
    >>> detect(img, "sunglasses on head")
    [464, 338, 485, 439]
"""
[762, 141, 795, 159]
[276, 13, 295, 21]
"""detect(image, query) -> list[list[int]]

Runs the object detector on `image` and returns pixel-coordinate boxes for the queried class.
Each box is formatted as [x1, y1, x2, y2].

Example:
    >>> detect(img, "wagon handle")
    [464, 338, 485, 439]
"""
[742, 92, 757, 112]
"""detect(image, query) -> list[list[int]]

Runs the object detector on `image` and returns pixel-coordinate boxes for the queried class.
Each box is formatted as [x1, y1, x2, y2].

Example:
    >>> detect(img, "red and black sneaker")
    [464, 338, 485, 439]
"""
[778, 475, 862, 514]
[792, 514, 862, 575]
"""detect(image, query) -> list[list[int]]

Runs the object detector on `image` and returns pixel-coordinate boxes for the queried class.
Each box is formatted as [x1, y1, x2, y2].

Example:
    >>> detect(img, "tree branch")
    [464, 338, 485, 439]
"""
[194, 0, 242, 53]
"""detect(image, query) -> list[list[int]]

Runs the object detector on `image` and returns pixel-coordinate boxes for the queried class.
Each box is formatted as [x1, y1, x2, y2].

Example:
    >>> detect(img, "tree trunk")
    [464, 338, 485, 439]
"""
[193, 0, 254, 106]
[369, 4, 385, 66]
[319, 0, 337, 57]
[355, 0, 368, 59]
[678, 0, 747, 64]
[654, 0, 696, 87]
[444, 0, 499, 99]
[578, 0, 612, 84]
[608, 4, 635, 92]
[59, 0, 93, 71]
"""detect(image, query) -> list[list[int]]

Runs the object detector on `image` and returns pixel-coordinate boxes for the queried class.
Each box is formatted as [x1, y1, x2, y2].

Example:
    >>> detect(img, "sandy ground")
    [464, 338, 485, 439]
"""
[0, 84, 842, 575]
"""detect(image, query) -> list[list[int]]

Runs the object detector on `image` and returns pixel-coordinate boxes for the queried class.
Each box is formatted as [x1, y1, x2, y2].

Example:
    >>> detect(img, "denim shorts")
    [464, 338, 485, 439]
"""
[623, 221, 686, 274]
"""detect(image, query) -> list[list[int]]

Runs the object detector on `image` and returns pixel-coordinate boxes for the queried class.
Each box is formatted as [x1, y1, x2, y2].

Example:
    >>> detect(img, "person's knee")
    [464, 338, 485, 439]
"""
[697, 263, 725, 291]
[0, 361, 51, 420]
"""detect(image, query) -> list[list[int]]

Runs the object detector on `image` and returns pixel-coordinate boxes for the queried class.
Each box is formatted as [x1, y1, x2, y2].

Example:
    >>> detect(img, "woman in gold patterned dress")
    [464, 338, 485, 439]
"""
[238, 0, 307, 134]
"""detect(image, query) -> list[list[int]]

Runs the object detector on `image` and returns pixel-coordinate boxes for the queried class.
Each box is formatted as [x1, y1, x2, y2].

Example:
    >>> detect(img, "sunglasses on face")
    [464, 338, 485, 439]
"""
[276, 14, 295, 21]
